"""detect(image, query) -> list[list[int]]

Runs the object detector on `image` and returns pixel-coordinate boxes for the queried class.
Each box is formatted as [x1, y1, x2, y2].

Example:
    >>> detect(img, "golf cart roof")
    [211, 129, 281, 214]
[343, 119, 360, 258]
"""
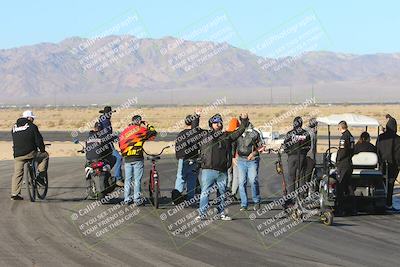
[317, 113, 380, 127]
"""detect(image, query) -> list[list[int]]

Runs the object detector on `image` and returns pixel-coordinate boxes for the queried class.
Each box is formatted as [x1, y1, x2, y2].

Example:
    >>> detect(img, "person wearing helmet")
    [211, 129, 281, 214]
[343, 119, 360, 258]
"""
[11, 110, 49, 200]
[98, 106, 123, 187]
[197, 113, 250, 221]
[304, 118, 318, 183]
[226, 118, 241, 199]
[173, 110, 202, 205]
[119, 115, 157, 205]
[283, 116, 311, 203]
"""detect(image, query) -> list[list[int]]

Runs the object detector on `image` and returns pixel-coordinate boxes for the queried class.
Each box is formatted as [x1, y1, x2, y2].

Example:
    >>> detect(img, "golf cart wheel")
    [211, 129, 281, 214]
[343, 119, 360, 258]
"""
[321, 210, 334, 226]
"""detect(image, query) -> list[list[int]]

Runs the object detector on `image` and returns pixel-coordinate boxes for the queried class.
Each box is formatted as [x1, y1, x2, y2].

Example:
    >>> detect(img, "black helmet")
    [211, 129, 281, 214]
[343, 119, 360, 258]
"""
[185, 115, 194, 126]
[132, 115, 142, 125]
[293, 116, 303, 128]
[209, 114, 223, 128]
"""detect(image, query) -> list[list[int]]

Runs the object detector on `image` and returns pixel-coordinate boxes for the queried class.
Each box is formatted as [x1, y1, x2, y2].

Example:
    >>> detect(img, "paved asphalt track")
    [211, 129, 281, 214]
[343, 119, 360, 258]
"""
[0, 154, 399, 267]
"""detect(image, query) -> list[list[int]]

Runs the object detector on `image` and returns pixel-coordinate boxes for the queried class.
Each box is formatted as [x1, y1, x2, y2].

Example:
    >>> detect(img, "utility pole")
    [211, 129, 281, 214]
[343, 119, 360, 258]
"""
[289, 86, 292, 105]
[270, 87, 273, 105]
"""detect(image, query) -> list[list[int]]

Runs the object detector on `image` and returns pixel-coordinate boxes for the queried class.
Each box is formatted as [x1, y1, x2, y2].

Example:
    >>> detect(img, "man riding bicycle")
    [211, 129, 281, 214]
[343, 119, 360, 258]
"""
[11, 110, 49, 200]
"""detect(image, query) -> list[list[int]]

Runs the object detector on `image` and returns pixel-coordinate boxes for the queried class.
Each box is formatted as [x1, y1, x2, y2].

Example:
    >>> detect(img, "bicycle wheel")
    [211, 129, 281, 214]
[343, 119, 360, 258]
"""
[148, 170, 154, 203]
[26, 164, 36, 202]
[153, 178, 159, 209]
[36, 162, 48, 200]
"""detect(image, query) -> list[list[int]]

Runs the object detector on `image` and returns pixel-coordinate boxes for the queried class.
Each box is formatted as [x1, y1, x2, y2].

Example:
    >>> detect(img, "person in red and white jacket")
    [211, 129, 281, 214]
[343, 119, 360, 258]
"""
[119, 115, 157, 204]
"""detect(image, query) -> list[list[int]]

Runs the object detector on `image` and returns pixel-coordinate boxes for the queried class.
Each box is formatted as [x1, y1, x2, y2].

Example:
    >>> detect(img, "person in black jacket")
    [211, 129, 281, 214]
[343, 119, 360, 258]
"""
[11, 110, 49, 200]
[354, 132, 376, 154]
[336, 120, 356, 215]
[174, 111, 202, 202]
[305, 118, 318, 184]
[376, 116, 400, 210]
[85, 122, 116, 166]
[283, 117, 311, 199]
[98, 106, 123, 187]
[236, 123, 264, 211]
[197, 113, 249, 221]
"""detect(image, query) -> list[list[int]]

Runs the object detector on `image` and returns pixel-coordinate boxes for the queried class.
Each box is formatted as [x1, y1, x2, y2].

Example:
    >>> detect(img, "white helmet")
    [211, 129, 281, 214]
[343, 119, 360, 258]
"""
[22, 110, 36, 119]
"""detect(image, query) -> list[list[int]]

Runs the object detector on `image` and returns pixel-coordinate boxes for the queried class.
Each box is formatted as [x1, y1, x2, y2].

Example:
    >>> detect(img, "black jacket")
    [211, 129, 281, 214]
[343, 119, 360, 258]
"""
[236, 126, 263, 158]
[85, 129, 113, 161]
[12, 118, 45, 158]
[376, 118, 400, 165]
[175, 114, 203, 160]
[337, 130, 355, 166]
[199, 117, 249, 172]
[283, 127, 311, 156]
[354, 142, 376, 154]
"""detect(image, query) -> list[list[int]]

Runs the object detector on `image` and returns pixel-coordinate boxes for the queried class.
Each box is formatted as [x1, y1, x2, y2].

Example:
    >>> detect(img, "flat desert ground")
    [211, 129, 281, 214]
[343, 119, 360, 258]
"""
[0, 104, 398, 160]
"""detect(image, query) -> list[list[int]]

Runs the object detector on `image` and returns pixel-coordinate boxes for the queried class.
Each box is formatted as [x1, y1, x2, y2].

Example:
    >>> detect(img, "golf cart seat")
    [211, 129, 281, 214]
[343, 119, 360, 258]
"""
[351, 152, 382, 175]
[330, 152, 381, 175]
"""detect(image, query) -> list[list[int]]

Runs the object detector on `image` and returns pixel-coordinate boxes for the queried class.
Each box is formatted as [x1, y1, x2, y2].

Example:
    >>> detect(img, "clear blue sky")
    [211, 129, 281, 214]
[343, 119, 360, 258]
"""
[1, 0, 399, 55]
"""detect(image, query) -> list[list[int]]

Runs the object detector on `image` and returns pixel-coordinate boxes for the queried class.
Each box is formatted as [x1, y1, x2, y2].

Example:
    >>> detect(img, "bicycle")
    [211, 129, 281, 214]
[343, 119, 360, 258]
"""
[25, 144, 51, 202]
[144, 146, 170, 209]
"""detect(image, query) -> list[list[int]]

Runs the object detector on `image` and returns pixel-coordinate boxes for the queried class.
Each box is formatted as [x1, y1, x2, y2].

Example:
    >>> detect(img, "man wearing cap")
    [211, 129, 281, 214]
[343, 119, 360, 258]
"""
[173, 111, 202, 204]
[98, 106, 123, 187]
[119, 115, 157, 205]
[10, 110, 49, 200]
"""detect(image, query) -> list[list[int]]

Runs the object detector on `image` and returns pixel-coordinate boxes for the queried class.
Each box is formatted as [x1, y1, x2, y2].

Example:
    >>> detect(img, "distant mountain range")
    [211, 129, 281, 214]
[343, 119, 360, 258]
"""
[1, 35, 399, 105]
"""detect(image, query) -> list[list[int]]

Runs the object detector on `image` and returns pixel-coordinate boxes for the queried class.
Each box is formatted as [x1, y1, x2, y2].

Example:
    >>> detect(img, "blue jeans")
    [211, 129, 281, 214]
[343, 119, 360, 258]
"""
[112, 147, 123, 180]
[199, 169, 228, 216]
[124, 160, 144, 203]
[175, 159, 199, 201]
[238, 157, 261, 208]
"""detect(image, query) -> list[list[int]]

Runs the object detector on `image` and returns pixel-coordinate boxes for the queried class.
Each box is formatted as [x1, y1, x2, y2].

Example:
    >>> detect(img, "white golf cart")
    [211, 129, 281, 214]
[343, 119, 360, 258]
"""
[315, 114, 387, 214]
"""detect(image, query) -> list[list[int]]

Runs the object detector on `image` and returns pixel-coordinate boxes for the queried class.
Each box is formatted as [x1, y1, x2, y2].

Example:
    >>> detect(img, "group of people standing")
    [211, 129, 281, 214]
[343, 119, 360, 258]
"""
[88, 107, 157, 205]
[173, 111, 264, 220]
[9, 107, 399, 216]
